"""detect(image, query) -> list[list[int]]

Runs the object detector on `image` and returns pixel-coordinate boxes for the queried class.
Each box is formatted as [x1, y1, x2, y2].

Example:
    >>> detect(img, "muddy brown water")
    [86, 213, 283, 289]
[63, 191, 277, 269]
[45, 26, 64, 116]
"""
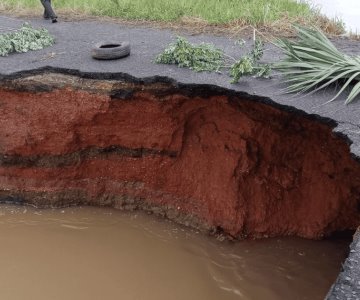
[0, 205, 349, 300]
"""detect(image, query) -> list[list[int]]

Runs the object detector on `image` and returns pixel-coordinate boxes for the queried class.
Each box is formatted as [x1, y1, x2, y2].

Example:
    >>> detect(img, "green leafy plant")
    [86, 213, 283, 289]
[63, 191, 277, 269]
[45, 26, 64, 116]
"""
[229, 39, 271, 83]
[155, 37, 224, 72]
[276, 25, 360, 104]
[0, 23, 55, 56]
[155, 36, 271, 83]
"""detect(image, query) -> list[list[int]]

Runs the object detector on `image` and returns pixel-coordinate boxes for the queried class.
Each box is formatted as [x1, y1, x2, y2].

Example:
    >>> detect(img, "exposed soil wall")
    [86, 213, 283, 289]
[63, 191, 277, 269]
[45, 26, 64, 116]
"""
[0, 72, 359, 239]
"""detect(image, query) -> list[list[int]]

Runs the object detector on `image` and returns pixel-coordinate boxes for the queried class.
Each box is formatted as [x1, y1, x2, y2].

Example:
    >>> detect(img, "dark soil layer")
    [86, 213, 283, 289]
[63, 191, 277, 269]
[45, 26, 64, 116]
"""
[0, 72, 359, 239]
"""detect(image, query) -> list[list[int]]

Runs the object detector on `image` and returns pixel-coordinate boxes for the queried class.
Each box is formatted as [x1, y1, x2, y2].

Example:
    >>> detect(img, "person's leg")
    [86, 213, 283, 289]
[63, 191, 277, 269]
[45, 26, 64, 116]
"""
[40, 0, 57, 22]
[43, 9, 50, 19]
[43, 0, 49, 19]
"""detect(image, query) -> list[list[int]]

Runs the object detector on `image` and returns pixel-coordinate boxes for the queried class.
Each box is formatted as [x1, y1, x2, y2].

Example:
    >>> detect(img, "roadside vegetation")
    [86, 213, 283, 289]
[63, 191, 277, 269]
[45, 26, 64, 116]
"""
[155, 36, 271, 83]
[0, 0, 344, 36]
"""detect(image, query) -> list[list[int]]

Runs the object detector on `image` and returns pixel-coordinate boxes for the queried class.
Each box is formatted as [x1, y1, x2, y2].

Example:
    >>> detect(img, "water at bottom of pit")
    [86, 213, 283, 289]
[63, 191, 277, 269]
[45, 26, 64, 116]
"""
[0, 204, 350, 300]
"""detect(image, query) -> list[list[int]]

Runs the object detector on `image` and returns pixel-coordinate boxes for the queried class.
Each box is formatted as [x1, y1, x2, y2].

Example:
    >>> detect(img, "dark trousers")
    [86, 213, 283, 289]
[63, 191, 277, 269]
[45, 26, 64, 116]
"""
[40, 0, 57, 19]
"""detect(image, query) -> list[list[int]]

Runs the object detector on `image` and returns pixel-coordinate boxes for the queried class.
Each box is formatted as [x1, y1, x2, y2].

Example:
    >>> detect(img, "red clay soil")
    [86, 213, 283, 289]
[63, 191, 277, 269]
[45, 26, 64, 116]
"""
[0, 85, 360, 239]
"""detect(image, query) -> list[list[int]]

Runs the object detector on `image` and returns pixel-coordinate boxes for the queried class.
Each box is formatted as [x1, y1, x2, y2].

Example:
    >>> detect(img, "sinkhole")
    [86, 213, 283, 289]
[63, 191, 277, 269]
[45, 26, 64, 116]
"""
[0, 70, 359, 299]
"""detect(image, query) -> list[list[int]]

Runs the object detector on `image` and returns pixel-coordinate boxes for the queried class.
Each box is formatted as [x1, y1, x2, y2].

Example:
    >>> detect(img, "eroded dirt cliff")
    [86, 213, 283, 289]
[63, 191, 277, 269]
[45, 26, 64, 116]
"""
[0, 72, 359, 239]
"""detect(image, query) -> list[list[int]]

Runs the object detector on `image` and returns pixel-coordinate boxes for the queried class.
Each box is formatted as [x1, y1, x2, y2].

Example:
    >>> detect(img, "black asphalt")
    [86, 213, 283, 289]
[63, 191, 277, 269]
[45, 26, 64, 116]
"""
[1, 15, 360, 299]
[326, 229, 360, 300]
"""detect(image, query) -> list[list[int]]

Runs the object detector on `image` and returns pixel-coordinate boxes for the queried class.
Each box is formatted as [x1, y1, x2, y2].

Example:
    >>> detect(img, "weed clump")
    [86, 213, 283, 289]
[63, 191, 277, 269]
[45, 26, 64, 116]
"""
[0, 23, 54, 56]
[155, 37, 224, 72]
[229, 39, 271, 83]
[155, 36, 271, 83]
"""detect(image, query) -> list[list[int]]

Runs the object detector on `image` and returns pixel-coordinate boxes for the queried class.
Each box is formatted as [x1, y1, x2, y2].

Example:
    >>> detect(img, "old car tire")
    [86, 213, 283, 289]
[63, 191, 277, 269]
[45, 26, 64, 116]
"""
[91, 41, 130, 60]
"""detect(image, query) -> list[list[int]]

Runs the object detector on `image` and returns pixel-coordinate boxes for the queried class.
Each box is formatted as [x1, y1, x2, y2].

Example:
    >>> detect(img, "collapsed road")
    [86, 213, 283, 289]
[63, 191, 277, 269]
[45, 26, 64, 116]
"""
[0, 14, 360, 299]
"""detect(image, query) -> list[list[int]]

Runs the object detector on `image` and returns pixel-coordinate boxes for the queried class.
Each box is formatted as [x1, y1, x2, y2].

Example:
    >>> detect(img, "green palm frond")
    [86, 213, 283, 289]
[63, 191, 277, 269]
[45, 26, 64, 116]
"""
[276, 25, 360, 104]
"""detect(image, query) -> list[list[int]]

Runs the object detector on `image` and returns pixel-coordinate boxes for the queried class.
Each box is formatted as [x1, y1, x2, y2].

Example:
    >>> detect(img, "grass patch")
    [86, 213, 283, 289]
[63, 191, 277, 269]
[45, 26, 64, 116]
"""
[0, 0, 344, 35]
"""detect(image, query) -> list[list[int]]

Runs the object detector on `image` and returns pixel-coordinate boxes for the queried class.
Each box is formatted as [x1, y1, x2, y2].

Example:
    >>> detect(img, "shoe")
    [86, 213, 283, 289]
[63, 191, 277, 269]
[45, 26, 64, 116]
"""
[52, 18, 58, 23]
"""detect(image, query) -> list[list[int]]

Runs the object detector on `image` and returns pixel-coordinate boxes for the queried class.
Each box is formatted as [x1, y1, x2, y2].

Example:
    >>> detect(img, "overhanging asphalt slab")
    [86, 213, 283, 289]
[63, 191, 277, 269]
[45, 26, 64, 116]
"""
[0, 15, 360, 299]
